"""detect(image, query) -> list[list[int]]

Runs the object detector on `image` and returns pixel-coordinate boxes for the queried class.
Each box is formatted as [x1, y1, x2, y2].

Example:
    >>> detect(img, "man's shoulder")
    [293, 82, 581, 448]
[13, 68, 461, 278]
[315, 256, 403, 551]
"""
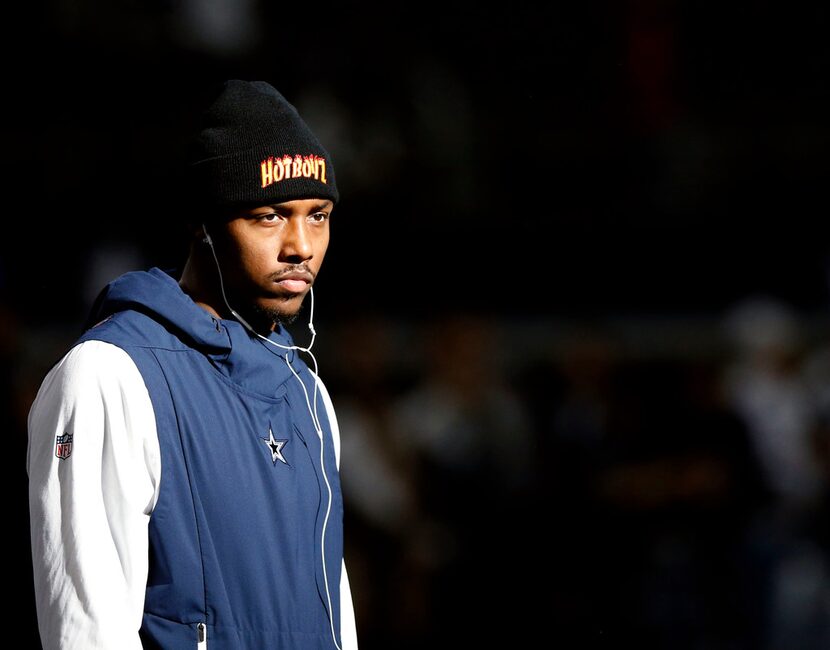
[27, 339, 154, 442]
[32, 339, 143, 411]
[78, 309, 188, 352]
[53, 339, 139, 382]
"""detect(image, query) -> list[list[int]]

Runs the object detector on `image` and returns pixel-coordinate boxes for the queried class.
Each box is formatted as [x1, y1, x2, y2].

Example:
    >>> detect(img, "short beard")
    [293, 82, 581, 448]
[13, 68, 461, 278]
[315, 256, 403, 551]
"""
[251, 301, 302, 327]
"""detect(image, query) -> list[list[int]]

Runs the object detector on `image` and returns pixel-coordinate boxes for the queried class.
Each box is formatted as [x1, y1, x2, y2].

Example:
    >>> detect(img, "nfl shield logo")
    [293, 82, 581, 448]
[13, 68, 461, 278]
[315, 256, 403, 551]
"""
[55, 433, 73, 460]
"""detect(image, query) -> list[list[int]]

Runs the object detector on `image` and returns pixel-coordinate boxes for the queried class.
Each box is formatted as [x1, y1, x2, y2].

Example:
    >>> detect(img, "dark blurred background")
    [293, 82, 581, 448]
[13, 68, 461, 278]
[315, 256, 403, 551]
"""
[4, 1, 830, 648]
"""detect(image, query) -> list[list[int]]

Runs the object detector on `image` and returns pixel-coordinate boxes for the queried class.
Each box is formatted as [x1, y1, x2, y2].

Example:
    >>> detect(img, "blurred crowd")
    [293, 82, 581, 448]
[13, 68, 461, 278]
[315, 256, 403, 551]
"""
[318, 296, 830, 649]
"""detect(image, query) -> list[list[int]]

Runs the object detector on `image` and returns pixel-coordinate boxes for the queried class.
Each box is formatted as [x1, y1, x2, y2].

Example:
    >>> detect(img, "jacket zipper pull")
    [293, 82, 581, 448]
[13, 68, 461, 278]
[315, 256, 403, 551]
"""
[197, 622, 207, 648]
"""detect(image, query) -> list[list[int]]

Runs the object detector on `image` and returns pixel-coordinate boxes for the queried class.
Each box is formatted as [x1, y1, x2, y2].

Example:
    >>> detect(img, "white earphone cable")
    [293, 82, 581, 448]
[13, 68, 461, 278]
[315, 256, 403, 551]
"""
[204, 226, 341, 649]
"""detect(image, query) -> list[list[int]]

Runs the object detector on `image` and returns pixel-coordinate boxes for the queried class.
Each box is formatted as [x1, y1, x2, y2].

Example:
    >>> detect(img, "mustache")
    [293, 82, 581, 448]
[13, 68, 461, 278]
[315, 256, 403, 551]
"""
[268, 265, 316, 281]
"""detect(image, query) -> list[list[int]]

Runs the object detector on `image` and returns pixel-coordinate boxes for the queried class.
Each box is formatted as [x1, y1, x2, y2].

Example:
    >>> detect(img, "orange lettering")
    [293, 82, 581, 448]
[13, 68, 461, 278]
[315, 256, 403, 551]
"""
[261, 158, 273, 188]
[260, 154, 328, 186]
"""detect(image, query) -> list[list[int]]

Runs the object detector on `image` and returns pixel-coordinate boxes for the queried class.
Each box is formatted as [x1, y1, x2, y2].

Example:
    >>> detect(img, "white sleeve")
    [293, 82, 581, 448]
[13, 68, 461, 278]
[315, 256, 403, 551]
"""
[27, 340, 161, 650]
[315, 374, 342, 469]
[339, 559, 359, 650]
[315, 375, 359, 649]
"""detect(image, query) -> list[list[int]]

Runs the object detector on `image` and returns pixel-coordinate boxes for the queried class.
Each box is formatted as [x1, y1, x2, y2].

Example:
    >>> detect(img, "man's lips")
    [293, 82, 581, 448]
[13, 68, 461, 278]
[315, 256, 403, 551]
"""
[273, 270, 313, 294]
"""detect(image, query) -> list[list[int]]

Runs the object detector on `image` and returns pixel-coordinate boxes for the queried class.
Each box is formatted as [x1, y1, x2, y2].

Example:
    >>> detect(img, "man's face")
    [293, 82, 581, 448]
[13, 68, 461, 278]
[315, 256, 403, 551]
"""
[213, 198, 332, 325]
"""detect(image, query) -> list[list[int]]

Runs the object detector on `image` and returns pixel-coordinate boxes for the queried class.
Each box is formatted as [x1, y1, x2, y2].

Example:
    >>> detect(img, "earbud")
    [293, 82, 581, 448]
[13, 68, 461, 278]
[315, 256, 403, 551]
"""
[201, 223, 213, 246]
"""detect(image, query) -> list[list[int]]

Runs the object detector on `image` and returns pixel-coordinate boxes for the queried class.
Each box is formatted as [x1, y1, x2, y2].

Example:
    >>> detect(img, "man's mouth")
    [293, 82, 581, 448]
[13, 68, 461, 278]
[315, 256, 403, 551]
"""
[273, 270, 313, 293]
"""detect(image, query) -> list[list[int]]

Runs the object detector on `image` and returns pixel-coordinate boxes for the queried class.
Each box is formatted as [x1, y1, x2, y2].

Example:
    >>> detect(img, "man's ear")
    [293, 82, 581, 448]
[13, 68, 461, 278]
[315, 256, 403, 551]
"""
[182, 220, 208, 245]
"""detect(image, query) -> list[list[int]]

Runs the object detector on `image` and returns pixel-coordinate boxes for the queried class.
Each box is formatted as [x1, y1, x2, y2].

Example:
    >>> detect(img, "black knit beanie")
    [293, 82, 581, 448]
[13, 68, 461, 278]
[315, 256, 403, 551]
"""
[187, 80, 338, 214]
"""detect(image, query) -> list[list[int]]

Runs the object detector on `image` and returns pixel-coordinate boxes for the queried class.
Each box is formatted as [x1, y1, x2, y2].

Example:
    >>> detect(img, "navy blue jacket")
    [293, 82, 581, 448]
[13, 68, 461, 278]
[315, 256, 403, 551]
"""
[79, 267, 345, 649]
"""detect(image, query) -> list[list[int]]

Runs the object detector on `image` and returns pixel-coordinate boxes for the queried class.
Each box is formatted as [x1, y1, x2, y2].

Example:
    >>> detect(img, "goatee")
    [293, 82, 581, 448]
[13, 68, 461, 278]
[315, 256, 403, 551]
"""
[251, 302, 302, 327]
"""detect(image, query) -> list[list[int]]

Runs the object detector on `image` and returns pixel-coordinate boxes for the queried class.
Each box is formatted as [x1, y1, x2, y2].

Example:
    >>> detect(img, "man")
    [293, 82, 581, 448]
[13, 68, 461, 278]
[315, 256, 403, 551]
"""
[27, 79, 359, 649]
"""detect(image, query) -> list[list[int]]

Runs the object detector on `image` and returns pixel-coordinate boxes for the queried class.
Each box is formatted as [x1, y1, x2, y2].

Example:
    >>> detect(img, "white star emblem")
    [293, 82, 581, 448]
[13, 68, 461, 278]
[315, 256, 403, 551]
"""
[262, 427, 289, 465]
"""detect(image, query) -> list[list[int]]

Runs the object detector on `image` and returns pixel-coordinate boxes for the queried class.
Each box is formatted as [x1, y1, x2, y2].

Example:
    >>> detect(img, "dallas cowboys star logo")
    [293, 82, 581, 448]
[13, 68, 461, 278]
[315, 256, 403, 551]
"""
[262, 427, 289, 465]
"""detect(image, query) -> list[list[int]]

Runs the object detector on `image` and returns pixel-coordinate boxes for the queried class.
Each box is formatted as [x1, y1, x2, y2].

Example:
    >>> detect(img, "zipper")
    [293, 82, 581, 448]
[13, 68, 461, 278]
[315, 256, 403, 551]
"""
[197, 622, 207, 649]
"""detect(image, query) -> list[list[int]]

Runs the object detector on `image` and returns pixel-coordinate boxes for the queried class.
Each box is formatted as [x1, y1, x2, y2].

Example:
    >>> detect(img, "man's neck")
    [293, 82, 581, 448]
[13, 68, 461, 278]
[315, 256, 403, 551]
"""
[178, 253, 225, 320]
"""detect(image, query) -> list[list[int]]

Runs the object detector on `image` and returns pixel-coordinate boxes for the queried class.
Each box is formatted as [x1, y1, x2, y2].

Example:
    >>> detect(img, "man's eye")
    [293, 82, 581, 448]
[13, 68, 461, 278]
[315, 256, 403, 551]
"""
[258, 213, 280, 223]
[310, 212, 329, 223]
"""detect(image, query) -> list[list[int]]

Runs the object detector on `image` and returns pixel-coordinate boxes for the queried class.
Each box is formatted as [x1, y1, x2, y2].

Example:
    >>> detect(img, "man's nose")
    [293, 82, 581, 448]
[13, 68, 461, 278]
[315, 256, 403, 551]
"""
[279, 217, 313, 263]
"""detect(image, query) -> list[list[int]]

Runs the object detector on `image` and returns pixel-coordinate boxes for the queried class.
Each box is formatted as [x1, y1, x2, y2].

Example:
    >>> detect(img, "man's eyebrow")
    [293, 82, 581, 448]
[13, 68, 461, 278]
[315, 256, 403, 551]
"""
[312, 201, 334, 210]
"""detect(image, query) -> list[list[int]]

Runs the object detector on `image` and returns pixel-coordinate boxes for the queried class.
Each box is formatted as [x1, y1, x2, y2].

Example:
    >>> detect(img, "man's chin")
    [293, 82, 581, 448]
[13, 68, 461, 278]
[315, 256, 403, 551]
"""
[252, 298, 303, 326]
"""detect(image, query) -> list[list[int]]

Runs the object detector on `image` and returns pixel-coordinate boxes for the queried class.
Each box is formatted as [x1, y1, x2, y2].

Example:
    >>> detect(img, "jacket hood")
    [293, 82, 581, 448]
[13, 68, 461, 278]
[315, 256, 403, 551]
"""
[84, 267, 303, 396]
